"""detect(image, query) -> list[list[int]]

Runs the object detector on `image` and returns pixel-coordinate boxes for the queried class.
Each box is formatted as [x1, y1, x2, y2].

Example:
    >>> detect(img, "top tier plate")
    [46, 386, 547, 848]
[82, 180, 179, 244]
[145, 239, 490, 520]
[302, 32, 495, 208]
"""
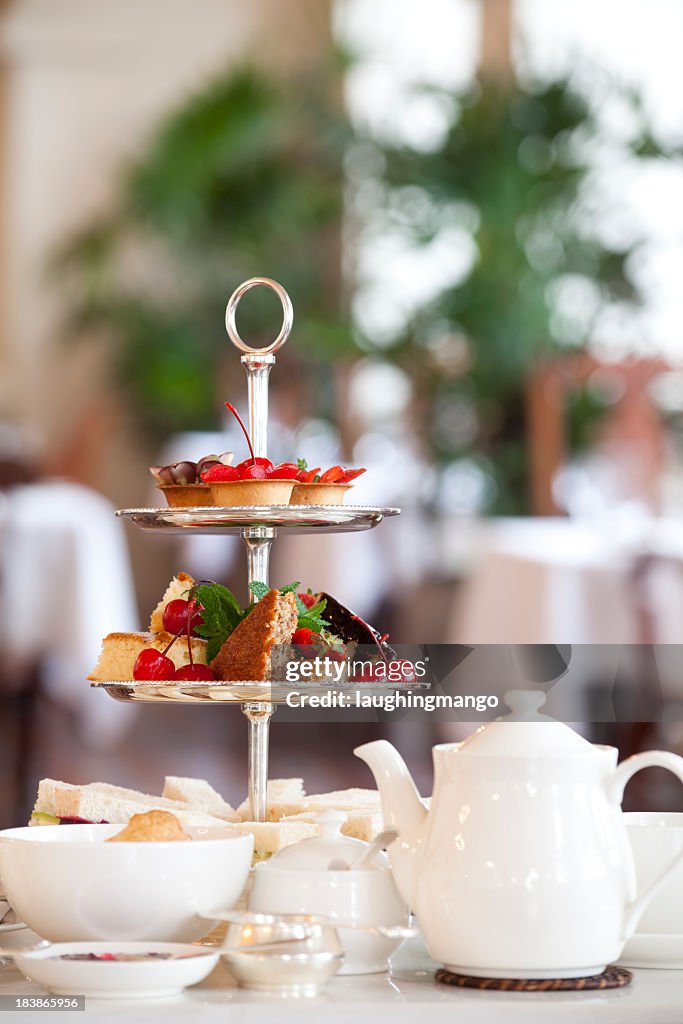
[116, 505, 401, 535]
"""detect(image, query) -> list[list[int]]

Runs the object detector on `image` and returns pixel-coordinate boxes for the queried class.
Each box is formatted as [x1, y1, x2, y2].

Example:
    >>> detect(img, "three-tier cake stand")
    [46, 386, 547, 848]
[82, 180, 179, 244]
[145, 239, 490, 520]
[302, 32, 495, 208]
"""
[92, 278, 401, 822]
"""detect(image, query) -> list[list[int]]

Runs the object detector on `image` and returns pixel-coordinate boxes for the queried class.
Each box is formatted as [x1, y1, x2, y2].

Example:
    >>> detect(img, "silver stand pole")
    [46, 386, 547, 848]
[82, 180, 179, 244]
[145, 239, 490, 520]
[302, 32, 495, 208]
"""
[225, 278, 293, 822]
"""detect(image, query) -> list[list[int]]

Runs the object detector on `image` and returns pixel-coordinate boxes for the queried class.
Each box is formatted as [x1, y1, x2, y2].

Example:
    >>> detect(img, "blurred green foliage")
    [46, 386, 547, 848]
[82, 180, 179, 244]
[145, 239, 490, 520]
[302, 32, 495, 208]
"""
[360, 78, 674, 512]
[54, 66, 354, 437]
[55, 60, 672, 511]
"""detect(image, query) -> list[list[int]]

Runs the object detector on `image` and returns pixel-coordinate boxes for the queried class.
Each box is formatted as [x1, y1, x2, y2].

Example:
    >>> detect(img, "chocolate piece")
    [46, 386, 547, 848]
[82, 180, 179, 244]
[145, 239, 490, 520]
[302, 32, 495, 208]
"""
[319, 593, 395, 658]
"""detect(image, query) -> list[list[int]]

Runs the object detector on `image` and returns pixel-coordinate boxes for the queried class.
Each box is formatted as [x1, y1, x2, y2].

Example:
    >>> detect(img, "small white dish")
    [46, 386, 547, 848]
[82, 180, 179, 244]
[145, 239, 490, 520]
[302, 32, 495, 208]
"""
[13, 942, 219, 999]
[619, 932, 683, 970]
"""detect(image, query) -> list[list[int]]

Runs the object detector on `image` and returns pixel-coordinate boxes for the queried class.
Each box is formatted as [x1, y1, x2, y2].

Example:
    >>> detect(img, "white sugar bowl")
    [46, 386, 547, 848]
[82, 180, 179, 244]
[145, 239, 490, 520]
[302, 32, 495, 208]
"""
[249, 812, 409, 974]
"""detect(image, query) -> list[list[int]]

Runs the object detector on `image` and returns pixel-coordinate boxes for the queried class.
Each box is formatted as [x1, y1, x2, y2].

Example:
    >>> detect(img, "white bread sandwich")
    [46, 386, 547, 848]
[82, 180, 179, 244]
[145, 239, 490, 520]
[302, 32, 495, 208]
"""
[234, 778, 305, 820]
[229, 820, 317, 857]
[162, 776, 238, 822]
[31, 779, 231, 829]
[236, 786, 381, 824]
[281, 809, 382, 843]
[30, 778, 320, 858]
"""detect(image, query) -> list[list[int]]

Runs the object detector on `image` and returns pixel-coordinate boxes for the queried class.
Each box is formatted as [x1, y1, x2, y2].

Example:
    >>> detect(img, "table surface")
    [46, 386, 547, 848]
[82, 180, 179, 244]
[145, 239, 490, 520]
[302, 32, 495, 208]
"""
[2, 937, 683, 1024]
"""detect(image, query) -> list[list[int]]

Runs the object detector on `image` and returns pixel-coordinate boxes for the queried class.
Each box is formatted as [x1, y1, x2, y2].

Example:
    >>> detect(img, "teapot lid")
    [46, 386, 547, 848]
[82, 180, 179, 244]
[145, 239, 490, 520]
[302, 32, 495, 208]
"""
[264, 811, 381, 871]
[460, 690, 594, 756]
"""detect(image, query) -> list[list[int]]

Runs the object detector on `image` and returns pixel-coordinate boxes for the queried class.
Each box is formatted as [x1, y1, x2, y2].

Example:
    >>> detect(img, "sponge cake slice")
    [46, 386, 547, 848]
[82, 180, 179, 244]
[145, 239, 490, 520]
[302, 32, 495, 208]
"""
[149, 572, 196, 633]
[88, 631, 207, 681]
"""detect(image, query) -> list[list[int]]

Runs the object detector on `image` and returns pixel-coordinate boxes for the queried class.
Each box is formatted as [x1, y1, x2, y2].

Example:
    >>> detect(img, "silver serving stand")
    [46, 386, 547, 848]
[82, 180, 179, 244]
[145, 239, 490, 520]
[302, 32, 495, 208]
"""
[93, 277, 401, 822]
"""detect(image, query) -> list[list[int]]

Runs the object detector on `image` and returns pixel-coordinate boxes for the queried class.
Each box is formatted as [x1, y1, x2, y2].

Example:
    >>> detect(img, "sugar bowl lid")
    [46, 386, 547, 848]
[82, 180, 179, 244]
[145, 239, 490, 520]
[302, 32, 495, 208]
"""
[265, 811, 380, 871]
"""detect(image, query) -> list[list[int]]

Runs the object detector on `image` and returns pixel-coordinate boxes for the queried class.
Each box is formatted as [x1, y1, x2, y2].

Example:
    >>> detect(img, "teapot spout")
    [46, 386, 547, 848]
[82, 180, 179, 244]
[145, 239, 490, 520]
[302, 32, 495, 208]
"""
[354, 739, 427, 907]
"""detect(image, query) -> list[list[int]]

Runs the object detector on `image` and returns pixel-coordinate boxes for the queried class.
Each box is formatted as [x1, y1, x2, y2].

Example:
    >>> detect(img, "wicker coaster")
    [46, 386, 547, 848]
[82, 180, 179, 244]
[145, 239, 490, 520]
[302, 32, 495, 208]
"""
[435, 965, 633, 992]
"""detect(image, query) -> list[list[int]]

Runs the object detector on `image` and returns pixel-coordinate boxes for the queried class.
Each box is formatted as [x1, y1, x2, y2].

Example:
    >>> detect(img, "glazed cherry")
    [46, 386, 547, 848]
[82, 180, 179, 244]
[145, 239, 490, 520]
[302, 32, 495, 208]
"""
[270, 463, 300, 480]
[133, 649, 176, 680]
[240, 463, 269, 480]
[174, 664, 216, 681]
[236, 457, 274, 474]
[162, 599, 203, 637]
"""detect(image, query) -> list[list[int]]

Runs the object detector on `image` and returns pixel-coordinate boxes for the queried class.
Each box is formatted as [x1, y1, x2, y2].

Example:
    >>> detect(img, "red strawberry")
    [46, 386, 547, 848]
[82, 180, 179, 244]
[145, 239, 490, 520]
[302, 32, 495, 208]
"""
[202, 464, 240, 482]
[270, 463, 301, 480]
[300, 467, 321, 483]
[292, 627, 320, 645]
[339, 467, 366, 484]
[351, 664, 383, 682]
[298, 592, 317, 609]
[319, 465, 345, 483]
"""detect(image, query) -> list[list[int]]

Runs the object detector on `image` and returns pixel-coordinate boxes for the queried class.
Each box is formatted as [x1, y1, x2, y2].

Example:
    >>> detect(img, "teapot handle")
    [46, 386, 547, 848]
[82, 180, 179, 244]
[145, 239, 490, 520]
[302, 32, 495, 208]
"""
[606, 750, 683, 942]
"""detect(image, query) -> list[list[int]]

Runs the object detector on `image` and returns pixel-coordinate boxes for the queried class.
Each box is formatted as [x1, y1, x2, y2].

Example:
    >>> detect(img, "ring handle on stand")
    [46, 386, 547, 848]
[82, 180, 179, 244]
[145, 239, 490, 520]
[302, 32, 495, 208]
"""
[225, 277, 293, 357]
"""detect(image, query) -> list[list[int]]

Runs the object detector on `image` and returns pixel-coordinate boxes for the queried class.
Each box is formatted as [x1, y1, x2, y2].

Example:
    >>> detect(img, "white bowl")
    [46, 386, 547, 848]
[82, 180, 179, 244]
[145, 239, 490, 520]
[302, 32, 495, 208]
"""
[13, 942, 219, 999]
[0, 824, 252, 943]
[249, 862, 409, 974]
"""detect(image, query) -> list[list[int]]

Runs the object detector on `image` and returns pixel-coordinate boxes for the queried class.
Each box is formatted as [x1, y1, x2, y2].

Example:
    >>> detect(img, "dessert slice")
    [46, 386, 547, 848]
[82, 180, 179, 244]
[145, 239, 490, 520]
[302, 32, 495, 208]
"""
[290, 463, 366, 505]
[319, 591, 395, 656]
[150, 454, 232, 507]
[149, 572, 196, 632]
[201, 403, 294, 506]
[88, 631, 207, 682]
[211, 589, 298, 681]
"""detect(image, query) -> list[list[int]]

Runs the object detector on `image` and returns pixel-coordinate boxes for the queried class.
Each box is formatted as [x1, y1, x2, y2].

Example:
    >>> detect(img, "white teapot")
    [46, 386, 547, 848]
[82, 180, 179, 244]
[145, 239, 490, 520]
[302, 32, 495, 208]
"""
[355, 690, 683, 979]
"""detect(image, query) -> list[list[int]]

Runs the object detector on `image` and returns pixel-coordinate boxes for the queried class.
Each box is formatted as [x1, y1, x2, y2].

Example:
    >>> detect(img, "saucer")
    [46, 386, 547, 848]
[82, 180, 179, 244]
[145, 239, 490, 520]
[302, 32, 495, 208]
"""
[13, 942, 220, 998]
[618, 933, 683, 969]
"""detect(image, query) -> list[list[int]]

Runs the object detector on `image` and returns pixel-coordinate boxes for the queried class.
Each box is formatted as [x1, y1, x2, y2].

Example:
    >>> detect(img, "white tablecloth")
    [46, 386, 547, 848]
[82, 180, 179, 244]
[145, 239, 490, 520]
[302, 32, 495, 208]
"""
[0, 930, 679, 1023]
[450, 517, 683, 645]
[0, 480, 139, 744]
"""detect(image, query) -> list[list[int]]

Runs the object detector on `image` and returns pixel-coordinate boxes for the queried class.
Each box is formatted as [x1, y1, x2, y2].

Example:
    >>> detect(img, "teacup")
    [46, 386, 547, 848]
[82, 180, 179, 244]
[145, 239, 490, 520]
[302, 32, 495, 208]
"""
[624, 812, 683, 935]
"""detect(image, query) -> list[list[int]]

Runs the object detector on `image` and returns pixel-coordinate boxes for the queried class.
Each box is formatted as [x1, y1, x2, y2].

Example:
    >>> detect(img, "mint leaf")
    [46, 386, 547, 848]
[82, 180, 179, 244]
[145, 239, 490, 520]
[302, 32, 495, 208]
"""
[279, 581, 301, 595]
[206, 635, 226, 662]
[193, 582, 244, 659]
[297, 597, 330, 633]
[250, 580, 300, 601]
[249, 581, 270, 602]
[298, 612, 331, 632]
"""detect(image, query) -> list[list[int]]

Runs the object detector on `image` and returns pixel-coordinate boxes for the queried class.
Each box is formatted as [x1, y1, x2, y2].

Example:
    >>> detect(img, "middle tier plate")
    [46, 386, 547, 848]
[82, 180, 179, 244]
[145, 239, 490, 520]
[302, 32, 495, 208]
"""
[92, 679, 420, 705]
[115, 505, 400, 535]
